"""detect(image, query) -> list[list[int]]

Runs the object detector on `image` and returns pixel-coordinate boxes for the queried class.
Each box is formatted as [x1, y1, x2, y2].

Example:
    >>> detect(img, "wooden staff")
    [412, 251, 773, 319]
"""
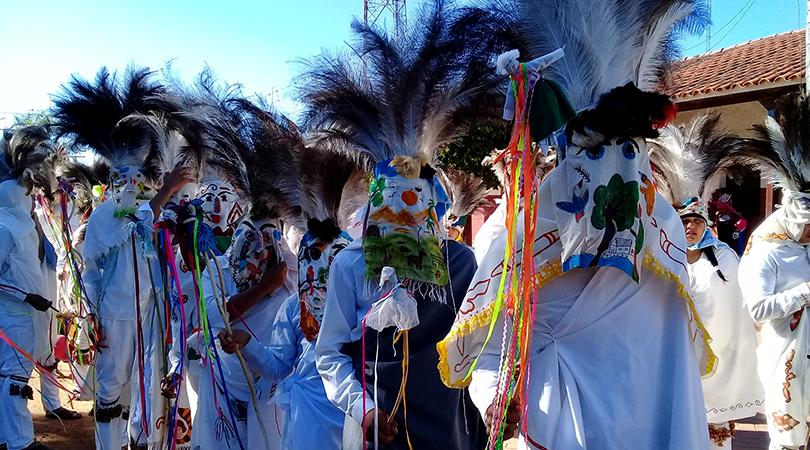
[204, 250, 271, 450]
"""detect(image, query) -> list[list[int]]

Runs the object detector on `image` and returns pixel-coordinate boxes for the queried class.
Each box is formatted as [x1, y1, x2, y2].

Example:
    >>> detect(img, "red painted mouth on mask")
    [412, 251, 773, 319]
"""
[211, 214, 221, 224]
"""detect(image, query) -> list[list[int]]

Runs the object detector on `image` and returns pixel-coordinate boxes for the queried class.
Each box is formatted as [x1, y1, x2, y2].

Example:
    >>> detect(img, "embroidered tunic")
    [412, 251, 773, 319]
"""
[739, 237, 810, 447]
[688, 245, 764, 424]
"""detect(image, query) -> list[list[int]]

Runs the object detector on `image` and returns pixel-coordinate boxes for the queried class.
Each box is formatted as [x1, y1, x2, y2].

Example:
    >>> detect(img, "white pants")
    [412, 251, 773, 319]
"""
[0, 312, 36, 450]
[190, 361, 282, 450]
[39, 368, 62, 412]
[94, 318, 137, 450]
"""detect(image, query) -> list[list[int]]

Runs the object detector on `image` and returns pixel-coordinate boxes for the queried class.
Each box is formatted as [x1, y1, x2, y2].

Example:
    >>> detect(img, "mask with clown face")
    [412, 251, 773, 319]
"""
[298, 227, 352, 341]
[197, 180, 244, 253]
[363, 157, 450, 287]
[228, 218, 283, 293]
[111, 165, 154, 218]
[168, 182, 196, 208]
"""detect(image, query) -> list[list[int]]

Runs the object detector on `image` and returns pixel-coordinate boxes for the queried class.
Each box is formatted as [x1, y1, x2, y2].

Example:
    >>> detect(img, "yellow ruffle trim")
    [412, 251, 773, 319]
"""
[437, 251, 717, 387]
[437, 258, 563, 388]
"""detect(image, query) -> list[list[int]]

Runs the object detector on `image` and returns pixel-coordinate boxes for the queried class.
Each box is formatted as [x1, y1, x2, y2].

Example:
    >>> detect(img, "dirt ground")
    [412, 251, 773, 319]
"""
[28, 362, 519, 450]
[29, 363, 95, 450]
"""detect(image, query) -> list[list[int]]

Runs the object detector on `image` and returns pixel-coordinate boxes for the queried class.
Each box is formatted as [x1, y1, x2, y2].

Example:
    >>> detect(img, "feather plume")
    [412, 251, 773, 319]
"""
[708, 93, 810, 195]
[54, 153, 106, 214]
[0, 126, 54, 195]
[338, 169, 372, 230]
[53, 67, 157, 168]
[296, 138, 366, 228]
[651, 114, 771, 204]
[497, 0, 708, 111]
[439, 168, 492, 219]
[298, 0, 507, 166]
[228, 99, 302, 222]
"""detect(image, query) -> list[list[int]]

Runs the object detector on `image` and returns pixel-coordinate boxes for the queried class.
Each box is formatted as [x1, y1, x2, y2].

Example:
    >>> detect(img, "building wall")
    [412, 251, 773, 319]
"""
[674, 100, 769, 138]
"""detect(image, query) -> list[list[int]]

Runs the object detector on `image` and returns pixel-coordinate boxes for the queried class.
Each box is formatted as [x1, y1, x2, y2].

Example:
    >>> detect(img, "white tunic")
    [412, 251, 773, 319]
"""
[688, 245, 764, 423]
[241, 294, 344, 450]
[739, 238, 810, 447]
[467, 264, 709, 450]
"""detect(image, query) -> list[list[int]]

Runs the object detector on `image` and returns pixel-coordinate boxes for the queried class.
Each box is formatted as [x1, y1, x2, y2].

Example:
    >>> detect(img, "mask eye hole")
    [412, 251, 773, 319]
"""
[619, 138, 638, 160]
[585, 144, 605, 160]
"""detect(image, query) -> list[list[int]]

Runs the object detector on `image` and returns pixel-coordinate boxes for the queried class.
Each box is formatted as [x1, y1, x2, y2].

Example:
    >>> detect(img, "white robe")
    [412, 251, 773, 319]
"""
[473, 196, 506, 263]
[189, 256, 292, 450]
[688, 245, 764, 424]
[440, 176, 712, 450]
[241, 294, 344, 450]
[739, 238, 810, 448]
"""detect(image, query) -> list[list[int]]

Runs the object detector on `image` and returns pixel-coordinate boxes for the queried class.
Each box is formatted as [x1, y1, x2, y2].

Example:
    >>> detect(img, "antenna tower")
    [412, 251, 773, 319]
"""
[705, 1, 711, 52]
[364, 0, 407, 40]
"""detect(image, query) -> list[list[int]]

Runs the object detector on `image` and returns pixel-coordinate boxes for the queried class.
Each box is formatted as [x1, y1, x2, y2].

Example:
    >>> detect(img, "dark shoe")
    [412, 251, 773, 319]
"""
[45, 407, 82, 420]
[22, 441, 56, 450]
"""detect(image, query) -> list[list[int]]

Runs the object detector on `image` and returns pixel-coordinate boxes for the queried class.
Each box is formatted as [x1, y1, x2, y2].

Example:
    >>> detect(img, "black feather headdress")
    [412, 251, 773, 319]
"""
[697, 93, 808, 197]
[162, 68, 253, 199]
[0, 126, 55, 196]
[226, 99, 302, 222]
[49, 144, 107, 215]
[52, 66, 174, 185]
[298, 0, 507, 167]
[296, 137, 367, 229]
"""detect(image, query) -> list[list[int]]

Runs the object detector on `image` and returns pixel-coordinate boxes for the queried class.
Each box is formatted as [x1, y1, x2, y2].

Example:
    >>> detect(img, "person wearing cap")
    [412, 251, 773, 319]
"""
[680, 197, 763, 449]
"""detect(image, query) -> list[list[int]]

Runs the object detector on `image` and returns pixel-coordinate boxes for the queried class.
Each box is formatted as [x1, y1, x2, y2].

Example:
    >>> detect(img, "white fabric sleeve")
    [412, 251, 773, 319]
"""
[474, 199, 507, 263]
[82, 253, 102, 312]
[739, 248, 810, 322]
[314, 255, 375, 425]
[241, 295, 300, 383]
[136, 203, 155, 225]
[167, 302, 190, 375]
[202, 258, 227, 333]
[469, 310, 508, 418]
[0, 227, 26, 301]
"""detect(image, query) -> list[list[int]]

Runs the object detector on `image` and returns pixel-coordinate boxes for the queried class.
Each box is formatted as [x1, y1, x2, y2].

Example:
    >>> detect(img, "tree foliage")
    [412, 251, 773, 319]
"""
[439, 123, 509, 189]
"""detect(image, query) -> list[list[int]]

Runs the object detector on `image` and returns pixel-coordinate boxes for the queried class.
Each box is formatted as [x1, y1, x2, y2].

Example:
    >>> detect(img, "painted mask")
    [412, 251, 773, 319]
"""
[228, 218, 283, 293]
[298, 229, 352, 341]
[363, 157, 450, 287]
[111, 165, 153, 218]
[196, 180, 244, 252]
[552, 136, 654, 281]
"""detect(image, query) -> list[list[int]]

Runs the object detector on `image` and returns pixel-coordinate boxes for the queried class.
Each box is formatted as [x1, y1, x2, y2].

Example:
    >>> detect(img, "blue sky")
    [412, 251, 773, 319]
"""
[0, 0, 804, 127]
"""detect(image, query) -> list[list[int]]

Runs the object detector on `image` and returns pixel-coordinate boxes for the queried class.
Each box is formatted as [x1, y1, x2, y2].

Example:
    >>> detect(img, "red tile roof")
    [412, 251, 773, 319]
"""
[661, 30, 805, 100]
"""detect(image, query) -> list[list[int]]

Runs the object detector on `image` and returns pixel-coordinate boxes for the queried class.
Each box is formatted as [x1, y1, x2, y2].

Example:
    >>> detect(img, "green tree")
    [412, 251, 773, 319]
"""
[12, 111, 51, 128]
[438, 123, 509, 189]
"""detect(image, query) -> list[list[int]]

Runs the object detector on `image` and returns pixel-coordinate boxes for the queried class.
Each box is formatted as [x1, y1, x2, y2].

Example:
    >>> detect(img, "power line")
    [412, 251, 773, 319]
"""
[683, 0, 757, 53]
[709, 0, 757, 51]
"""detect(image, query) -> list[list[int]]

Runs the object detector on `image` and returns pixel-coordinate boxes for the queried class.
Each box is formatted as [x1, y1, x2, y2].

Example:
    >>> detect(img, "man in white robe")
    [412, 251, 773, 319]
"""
[439, 84, 715, 450]
[682, 208, 763, 448]
[739, 208, 810, 450]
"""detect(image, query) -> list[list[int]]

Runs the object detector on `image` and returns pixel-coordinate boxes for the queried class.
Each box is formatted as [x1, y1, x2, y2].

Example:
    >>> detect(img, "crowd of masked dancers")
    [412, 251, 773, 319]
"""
[1, 1, 810, 450]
